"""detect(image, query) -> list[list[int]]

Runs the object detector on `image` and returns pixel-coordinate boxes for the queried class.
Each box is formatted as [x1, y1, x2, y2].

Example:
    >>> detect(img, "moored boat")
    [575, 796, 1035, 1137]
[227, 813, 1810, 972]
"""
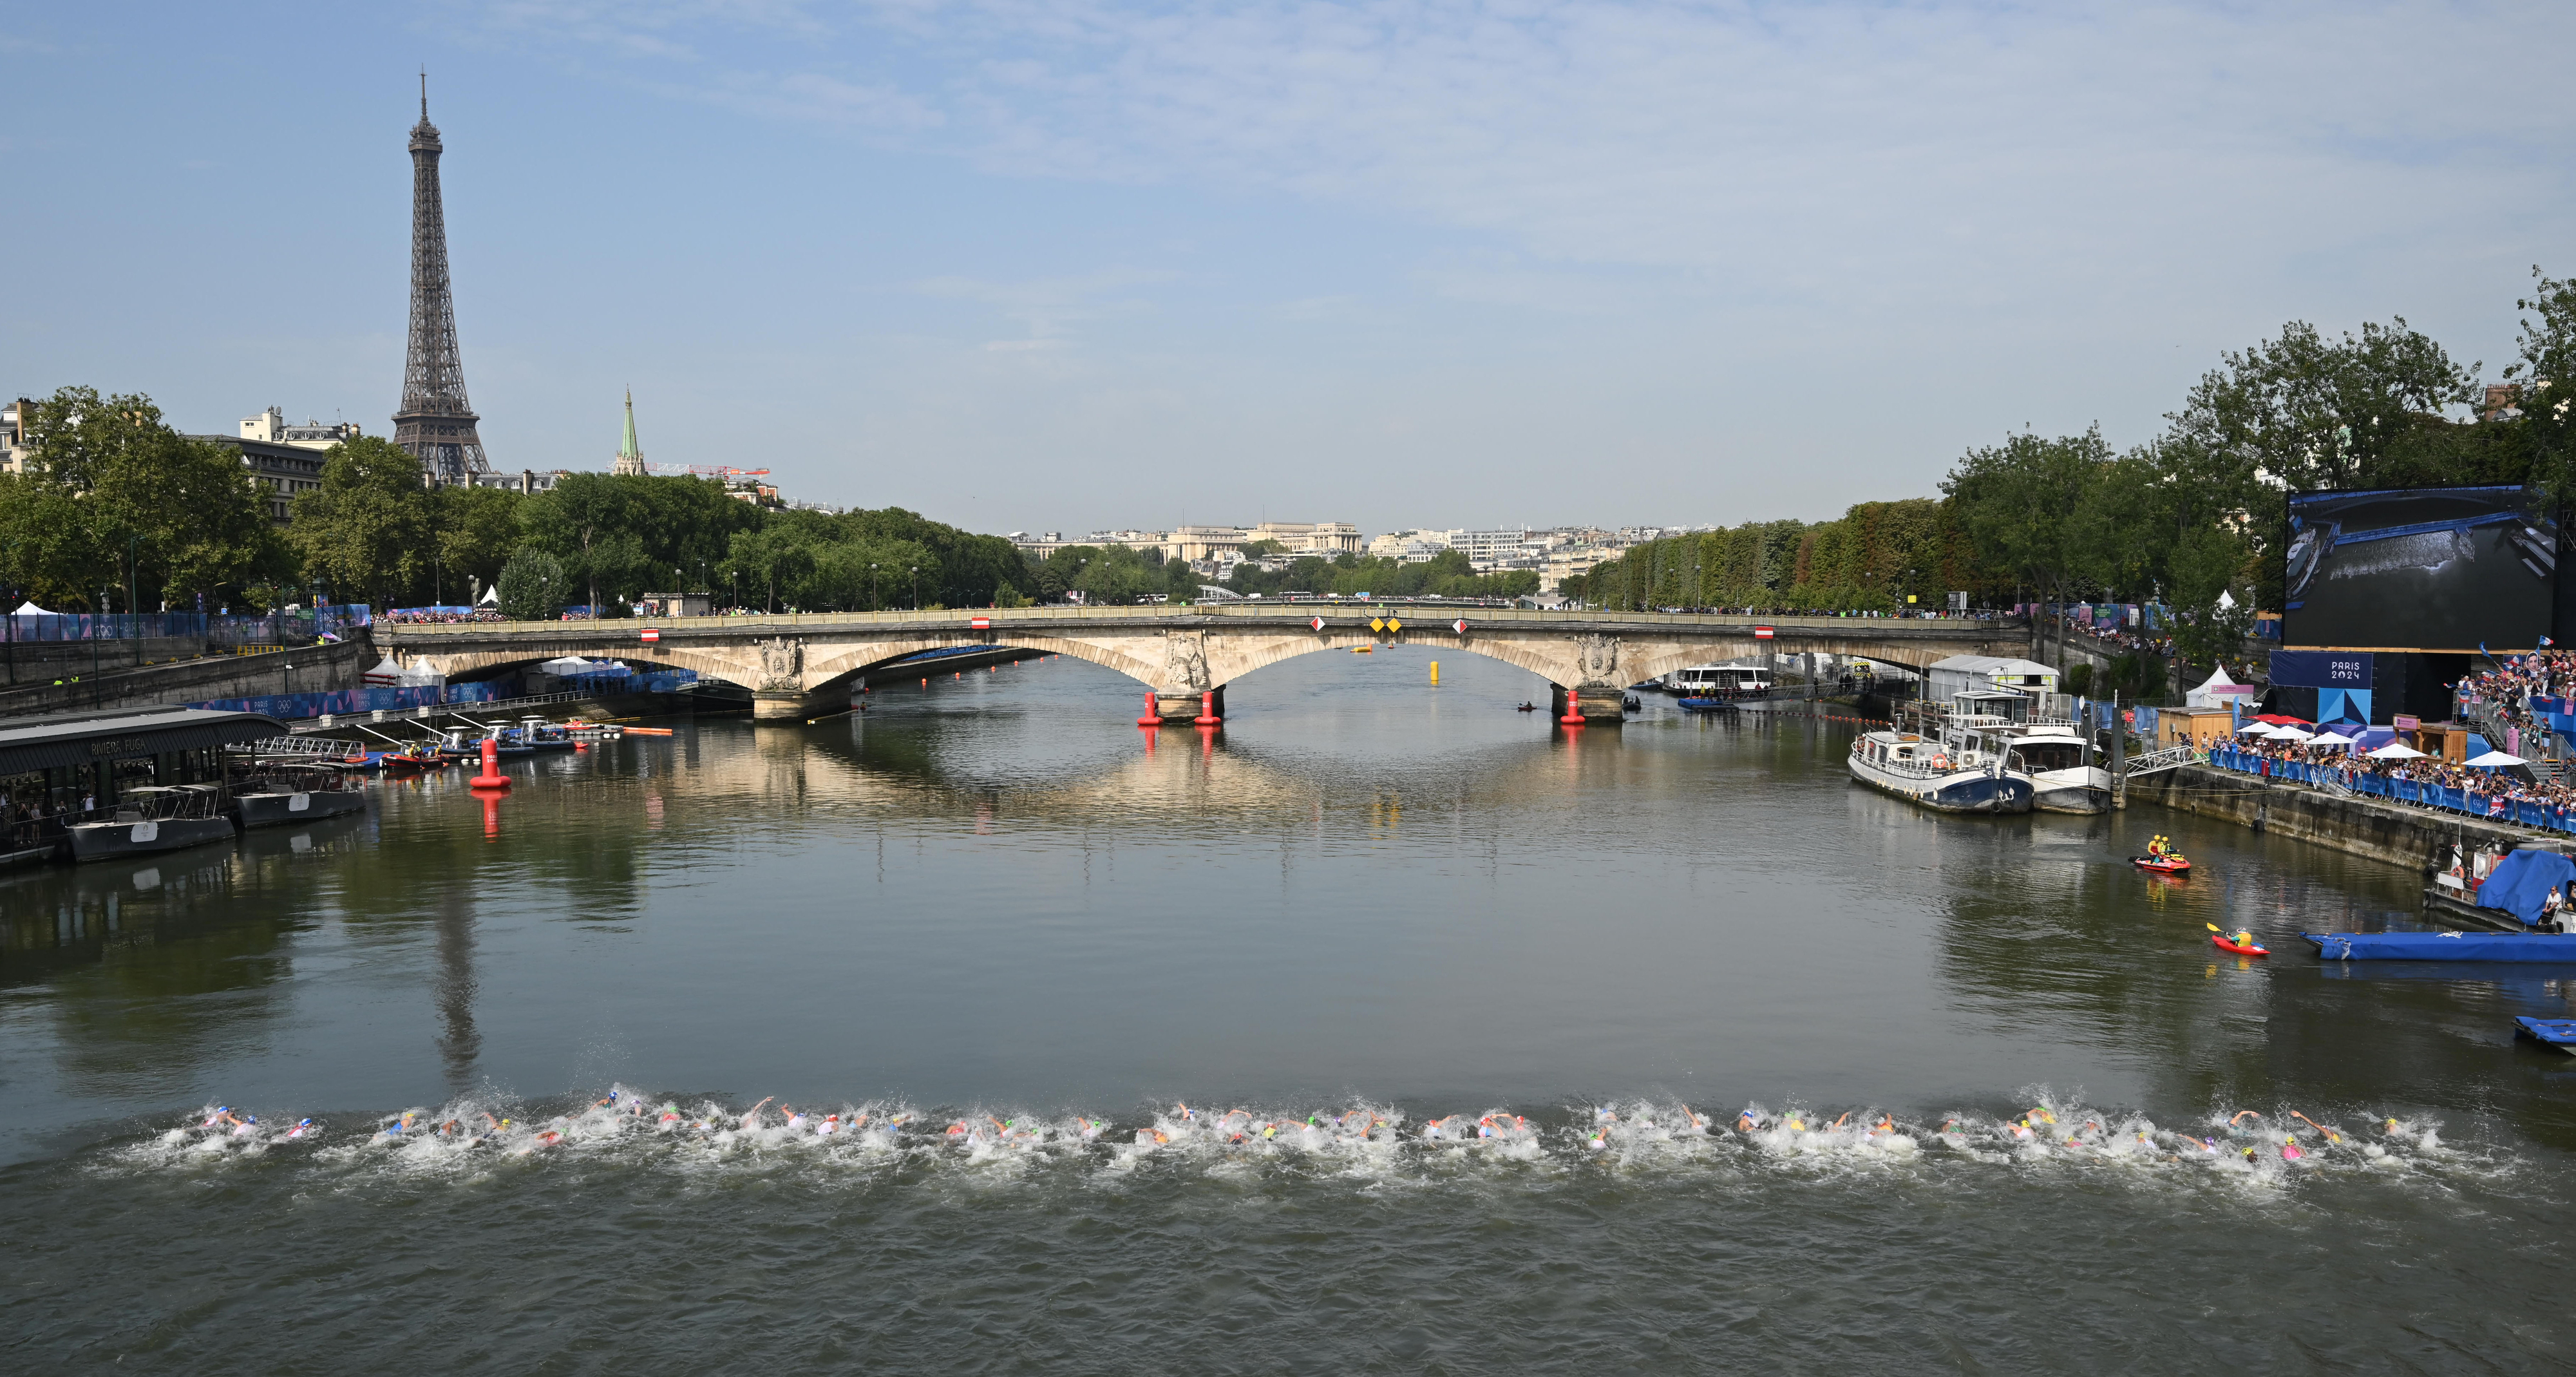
[66, 785, 236, 862]
[1846, 729, 2032, 813]
[230, 763, 368, 830]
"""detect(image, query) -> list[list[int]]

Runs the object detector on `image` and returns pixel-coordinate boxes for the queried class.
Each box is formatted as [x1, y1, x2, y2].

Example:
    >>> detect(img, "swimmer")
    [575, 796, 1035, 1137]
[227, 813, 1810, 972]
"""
[1785, 1114, 1806, 1134]
[817, 1114, 840, 1137]
[2384, 1117, 2403, 1136]
[740, 1097, 773, 1132]
[2228, 1110, 2262, 1135]
[385, 1111, 420, 1136]
[658, 1103, 681, 1125]
[2281, 1141, 2304, 1161]
[231, 1114, 260, 1138]
[1938, 1118, 1963, 1137]
[202, 1106, 235, 1130]
[2289, 1112, 2342, 1145]
[1738, 1110, 1762, 1133]
[1586, 1125, 1611, 1150]
[287, 1118, 316, 1141]
[782, 1105, 808, 1132]
[1175, 1103, 1195, 1123]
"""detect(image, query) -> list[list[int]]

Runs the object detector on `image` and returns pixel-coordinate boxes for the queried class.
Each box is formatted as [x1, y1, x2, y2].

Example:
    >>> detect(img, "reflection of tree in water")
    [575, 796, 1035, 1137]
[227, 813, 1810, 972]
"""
[0, 815, 379, 1094]
[430, 888, 480, 1090]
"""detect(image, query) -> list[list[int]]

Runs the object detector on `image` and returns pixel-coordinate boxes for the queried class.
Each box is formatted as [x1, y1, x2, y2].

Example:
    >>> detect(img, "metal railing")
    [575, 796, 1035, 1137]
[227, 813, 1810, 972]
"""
[2121, 744, 2201, 779]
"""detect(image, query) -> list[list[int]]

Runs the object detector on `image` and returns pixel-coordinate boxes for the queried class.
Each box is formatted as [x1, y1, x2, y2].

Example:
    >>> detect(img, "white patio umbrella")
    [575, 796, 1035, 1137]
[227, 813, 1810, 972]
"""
[2466, 750, 2528, 767]
[2239, 721, 2280, 736]
[2367, 743, 2429, 760]
[2309, 731, 2357, 747]
[2270, 726, 2315, 743]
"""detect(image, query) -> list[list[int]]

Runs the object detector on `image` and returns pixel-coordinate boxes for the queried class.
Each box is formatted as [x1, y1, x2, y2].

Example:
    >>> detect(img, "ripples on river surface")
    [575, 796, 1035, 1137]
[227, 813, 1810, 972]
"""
[6, 649, 2576, 1368]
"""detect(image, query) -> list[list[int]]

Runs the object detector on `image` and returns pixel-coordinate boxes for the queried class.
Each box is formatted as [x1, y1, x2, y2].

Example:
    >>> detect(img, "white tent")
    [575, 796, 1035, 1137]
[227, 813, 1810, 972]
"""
[2309, 731, 2358, 747]
[363, 656, 404, 687]
[2187, 664, 2259, 708]
[2368, 743, 2429, 760]
[2467, 750, 2528, 767]
[2271, 726, 2315, 742]
[2239, 721, 2279, 736]
[12, 600, 53, 616]
[477, 583, 500, 606]
[538, 656, 596, 676]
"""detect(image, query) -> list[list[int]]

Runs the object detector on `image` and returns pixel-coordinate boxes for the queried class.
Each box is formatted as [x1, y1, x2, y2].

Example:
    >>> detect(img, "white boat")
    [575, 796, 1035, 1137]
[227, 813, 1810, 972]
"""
[1846, 727, 2034, 813]
[1999, 725, 2112, 814]
[231, 762, 368, 830]
[1937, 693, 2112, 814]
[1664, 662, 1774, 698]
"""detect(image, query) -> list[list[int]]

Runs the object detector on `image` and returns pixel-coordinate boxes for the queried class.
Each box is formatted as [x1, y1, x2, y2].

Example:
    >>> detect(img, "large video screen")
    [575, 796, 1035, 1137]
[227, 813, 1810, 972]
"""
[2284, 486, 2558, 651]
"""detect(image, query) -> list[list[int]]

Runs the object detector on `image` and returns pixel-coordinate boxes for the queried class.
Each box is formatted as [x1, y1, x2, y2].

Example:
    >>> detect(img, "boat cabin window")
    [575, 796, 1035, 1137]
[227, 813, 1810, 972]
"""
[2011, 742, 2088, 772]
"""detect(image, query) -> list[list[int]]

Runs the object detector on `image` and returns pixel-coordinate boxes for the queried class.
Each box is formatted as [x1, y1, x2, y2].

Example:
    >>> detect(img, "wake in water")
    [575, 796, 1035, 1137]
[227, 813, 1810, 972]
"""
[106, 1087, 2474, 1192]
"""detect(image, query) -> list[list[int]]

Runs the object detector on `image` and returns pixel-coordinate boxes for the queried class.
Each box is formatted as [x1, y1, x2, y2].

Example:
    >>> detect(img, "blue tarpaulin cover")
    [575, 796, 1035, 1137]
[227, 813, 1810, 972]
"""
[2516, 1016, 2576, 1045]
[2306, 931, 2576, 961]
[2475, 849, 2576, 926]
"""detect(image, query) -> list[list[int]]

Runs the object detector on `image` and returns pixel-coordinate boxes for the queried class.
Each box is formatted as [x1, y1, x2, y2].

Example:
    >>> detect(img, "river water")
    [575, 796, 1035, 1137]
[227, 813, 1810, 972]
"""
[6, 648, 2575, 1368]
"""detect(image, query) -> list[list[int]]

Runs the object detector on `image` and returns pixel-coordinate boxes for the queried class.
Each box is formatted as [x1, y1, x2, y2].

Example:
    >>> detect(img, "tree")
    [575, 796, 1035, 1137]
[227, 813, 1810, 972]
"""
[19, 385, 278, 611]
[2506, 266, 2576, 500]
[432, 484, 526, 604]
[290, 436, 431, 611]
[1941, 427, 2111, 669]
[724, 525, 814, 612]
[495, 547, 566, 621]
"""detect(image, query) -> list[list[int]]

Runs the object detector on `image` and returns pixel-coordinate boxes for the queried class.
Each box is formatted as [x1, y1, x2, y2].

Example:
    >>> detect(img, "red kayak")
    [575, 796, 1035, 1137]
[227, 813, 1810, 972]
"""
[2211, 935, 2269, 956]
[2132, 855, 2192, 875]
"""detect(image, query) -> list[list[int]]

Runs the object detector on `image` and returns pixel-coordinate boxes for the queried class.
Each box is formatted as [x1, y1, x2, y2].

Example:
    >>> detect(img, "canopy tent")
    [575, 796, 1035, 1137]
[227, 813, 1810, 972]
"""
[2309, 731, 2358, 747]
[2186, 665, 2259, 709]
[2476, 849, 2576, 926]
[538, 656, 595, 675]
[362, 656, 404, 687]
[2251, 714, 2313, 726]
[12, 600, 55, 616]
[477, 584, 500, 606]
[2467, 750, 2529, 767]
[2271, 726, 2316, 742]
[2368, 743, 2429, 760]
[2239, 721, 2280, 736]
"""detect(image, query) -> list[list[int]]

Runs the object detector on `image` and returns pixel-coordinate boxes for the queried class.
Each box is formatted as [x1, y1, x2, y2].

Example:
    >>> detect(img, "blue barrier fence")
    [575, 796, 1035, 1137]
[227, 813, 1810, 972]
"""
[2207, 745, 2565, 831]
[185, 682, 501, 719]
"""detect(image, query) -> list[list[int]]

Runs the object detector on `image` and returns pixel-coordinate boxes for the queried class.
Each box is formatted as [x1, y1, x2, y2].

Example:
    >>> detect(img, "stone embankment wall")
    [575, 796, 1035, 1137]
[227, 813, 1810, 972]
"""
[0, 636, 215, 688]
[2128, 764, 2544, 871]
[0, 634, 375, 718]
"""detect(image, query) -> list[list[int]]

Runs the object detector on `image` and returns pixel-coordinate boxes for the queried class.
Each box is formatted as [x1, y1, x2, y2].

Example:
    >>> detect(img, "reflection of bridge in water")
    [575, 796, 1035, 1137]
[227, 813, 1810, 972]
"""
[384, 607, 2028, 724]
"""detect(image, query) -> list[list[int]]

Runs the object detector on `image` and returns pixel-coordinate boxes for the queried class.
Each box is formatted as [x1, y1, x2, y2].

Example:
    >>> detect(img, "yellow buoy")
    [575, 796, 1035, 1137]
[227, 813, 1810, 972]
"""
[1430, 660, 1439, 686]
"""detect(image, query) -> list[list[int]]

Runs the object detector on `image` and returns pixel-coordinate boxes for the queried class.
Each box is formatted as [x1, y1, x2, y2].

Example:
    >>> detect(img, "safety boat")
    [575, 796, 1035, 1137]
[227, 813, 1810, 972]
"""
[2132, 855, 2192, 875]
[1846, 728, 2033, 813]
[1942, 692, 2110, 813]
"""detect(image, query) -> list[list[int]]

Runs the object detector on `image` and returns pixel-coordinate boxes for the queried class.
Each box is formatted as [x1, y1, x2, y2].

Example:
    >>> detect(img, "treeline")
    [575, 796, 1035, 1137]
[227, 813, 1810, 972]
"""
[0, 386, 1027, 616]
[1575, 266, 2576, 677]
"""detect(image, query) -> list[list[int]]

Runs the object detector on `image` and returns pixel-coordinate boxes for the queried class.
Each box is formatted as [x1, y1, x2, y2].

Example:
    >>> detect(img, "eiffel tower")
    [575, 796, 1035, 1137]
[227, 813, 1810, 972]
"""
[391, 77, 491, 484]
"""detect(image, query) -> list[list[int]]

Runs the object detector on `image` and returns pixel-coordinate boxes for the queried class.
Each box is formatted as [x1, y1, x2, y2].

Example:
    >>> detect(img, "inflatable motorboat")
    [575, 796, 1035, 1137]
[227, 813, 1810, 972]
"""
[2132, 855, 2192, 875]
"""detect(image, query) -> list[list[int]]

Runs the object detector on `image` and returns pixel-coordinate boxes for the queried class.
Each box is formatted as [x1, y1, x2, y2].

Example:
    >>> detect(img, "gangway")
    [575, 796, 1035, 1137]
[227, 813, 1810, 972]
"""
[2121, 744, 2199, 779]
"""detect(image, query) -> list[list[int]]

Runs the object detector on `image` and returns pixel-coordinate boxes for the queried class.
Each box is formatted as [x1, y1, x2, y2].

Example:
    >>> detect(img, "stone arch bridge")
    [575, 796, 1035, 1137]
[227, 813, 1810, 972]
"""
[379, 606, 2029, 723]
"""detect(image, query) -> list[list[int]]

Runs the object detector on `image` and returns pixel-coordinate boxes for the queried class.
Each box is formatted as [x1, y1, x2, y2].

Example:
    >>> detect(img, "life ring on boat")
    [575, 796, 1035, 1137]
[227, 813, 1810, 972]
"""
[1930, 754, 1951, 771]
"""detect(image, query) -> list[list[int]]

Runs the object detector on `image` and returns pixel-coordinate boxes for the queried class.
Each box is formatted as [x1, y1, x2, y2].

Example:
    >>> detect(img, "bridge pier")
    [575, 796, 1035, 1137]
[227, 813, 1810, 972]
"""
[1146, 685, 1225, 725]
[1550, 685, 1625, 725]
[752, 688, 829, 722]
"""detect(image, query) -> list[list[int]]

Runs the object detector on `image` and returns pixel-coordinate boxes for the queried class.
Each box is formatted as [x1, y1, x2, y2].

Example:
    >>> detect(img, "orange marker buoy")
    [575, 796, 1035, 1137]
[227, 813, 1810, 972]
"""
[1138, 690, 1163, 727]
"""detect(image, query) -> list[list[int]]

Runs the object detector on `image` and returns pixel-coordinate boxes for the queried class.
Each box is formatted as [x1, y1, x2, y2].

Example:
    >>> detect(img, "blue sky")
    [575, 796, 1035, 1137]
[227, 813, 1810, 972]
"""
[3, 2, 2569, 536]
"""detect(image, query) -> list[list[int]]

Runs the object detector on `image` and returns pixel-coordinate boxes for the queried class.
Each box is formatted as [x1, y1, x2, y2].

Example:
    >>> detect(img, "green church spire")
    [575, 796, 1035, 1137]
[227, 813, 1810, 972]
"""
[614, 388, 644, 475]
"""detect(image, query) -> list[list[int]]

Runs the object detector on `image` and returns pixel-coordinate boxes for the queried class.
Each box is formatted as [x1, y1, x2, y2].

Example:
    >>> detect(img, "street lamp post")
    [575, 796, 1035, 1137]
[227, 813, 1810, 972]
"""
[870, 563, 878, 614]
[910, 566, 920, 611]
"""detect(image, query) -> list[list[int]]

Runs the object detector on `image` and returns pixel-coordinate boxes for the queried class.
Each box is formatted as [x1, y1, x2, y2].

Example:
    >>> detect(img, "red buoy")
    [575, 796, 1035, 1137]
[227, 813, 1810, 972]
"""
[1194, 690, 1220, 726]
[1137, 691, 1163, 728]
[468, 737, 511, 793]
[1558, 690, 1586, 726]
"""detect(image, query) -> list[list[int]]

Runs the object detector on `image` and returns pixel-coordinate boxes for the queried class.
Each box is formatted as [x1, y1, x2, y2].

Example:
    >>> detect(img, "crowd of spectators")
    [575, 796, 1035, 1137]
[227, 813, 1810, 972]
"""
[2456, 649, 2576, 741]
[383, 609, 505, 625]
